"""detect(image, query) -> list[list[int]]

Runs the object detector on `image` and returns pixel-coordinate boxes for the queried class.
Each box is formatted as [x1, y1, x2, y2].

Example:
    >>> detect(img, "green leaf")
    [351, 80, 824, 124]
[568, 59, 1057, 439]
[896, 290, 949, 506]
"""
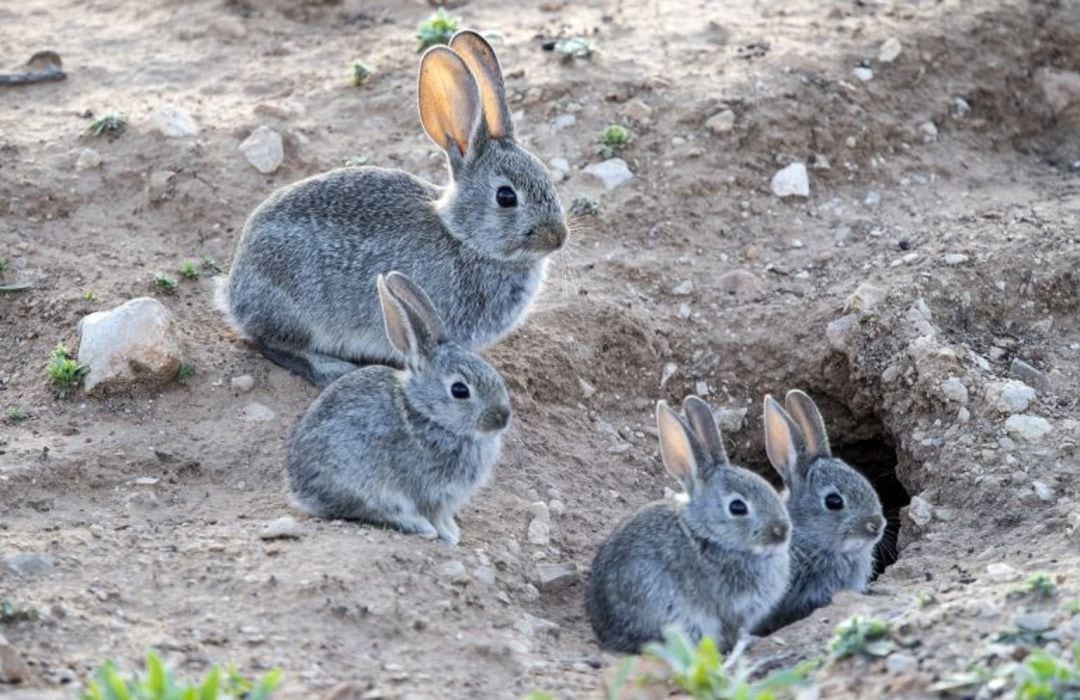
[198, 666, 221, 700]
[606, 657, 635, 700]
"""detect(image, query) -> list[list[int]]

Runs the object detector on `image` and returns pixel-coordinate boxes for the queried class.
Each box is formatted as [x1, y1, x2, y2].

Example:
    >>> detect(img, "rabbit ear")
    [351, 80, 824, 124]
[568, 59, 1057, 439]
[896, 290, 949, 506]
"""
[763, 395, 806, 484]
[418, 46, 481, 156]
[657, 400, 699, 493]
[784, 390, 832, 461]
[681, 395, 730, 470]
[449, 30, 513, 140]
[383, 272, 447, 343]
[377, 274, 421, 365]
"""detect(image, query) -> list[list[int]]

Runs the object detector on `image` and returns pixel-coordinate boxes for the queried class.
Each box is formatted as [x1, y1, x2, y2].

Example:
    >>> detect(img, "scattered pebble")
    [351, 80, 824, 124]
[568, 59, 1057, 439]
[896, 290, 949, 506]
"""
[578, 377, 596, 400]
[472, 565, 497, 586]
[770, 162, 809, 198]
[826, 314, 858, 352]
[5, 553, 55, 577]
[75, 147, 102, 171]
[907, 496, 933, 526]
[259, 516, 303, 540]
[584, 158, 633, 190]
[885, 652, 916, 675]
[552, 114, 576, 130]
[952, 97, 972, 118]
[717, 270, 764, 300]
[437, 559, 470, 585]
[992, 380, 1036, 414]
[1004, 414, 1053, 442]
[549, 157, 570, 173]
[659, 362, 678, 388]
[239, 125, 284, 174]
[714, 407, 747, 433]
[943, 253, 970, 266]
[1009, 358, 1051, 392]
[940, 377, 969, 405]
[146, 104, 200, 138]
[1032, 480, 1055, 502]
[78, 297, 183, 395]
[242, 402, 277, 422]
[919, 121, 938, 143]
[231, 374, 256, 392]
[852, 66, 874, 82]
[623, 99, 653, 121]
[864, 190, 882, 208]
[844, 282, 887, 316]
[704, 109, 736, 135]
[1034, 66, 1080, 117]
[534, 562, 578, 591]
[671, 280, 694, 296]
[877, 37, 902, 63]
[1015, 611, 1054, 633]
[985, 562, 1021, 583]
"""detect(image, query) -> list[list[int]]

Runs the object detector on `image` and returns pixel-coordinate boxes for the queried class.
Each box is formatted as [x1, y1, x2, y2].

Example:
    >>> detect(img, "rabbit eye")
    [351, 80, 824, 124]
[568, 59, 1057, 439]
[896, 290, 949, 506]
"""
[496, 185, 518, 208]
[450, 382, 470, 400]
[728, 499, 748, 516]
[824, 493, 844, 511]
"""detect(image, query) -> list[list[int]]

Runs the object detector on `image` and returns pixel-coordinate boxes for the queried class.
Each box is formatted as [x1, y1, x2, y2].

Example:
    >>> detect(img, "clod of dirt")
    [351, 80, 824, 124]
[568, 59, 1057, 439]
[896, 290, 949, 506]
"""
[239, 125, 284, 174]
[77, 297, 183, 395]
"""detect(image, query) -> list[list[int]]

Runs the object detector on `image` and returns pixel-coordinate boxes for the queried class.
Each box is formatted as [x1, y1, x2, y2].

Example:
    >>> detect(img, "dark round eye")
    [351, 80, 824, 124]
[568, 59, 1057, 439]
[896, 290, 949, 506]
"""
[450, 382, 470, 400]
[825, 493, 845, 511]
[496, 185, 518, 208]
[728, 499, 748, 516]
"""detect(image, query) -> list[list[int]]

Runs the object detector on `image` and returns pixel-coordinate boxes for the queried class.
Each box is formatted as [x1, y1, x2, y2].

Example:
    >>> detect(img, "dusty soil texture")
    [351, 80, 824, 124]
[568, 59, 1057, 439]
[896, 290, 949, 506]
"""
[3, 0, 1080, 698]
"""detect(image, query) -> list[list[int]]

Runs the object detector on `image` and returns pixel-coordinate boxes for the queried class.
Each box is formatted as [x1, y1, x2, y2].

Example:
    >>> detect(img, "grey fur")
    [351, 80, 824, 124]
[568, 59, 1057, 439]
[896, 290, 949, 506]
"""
[586, 397, 791, 653]
[220, 30, 567, 387]
[285, 272, 511, 545]
[755, 391, 886, 634]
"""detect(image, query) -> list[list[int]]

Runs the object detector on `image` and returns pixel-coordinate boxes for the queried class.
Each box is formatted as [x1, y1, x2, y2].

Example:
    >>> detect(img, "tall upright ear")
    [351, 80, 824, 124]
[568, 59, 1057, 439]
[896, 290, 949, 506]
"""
[784, 390, 832, 461]
[418, 46, 481, 156]
[449, 30, 513, 140]
[763, 395, 805, 484]
[657, 401, 699, 494]
[377, 274, 420, 365]
[383, 272, 447, 343]
[681, 395, 729, 471]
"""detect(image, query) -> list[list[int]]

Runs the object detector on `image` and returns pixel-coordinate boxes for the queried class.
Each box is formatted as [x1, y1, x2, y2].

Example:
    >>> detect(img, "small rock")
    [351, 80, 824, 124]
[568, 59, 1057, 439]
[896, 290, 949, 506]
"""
[552, 114, 577, 130]
[659, 362, 678, 388]
[534, 562, 579, 591]
[529, 501, 551, 523]
[1032, 480, 1055, 502]
[717, 270, 764, 300]
[885, 652, 916, 675]
[811, 153, 831, 170]
[437, 560, 470, 585]
[528, 517, 551, 546]
[148, 170, 175, 201]
[993, 380, 1036, 414]
[1005, 414, 1053, 442]
[253, 100, 306, 120]
[863, 190, 882, 208]
[259, 516, 303, 540]
[677, 303, 691, 319]
[695, 380, 710, 397]
[578, 377, 595, 400]
[78, 298, 183, 395]
[985, 562, 1021, 583]
[5, 553, 55, 576]
[239, 125, 284, 174]
[704, 109, 736, 135]
[1034, 67, 1080, 117]
[943, 253, 969, 266]
[242, 402, 277, 422]
[907, 496, 932, 527]
[672, 280, 694, 296]
[714, 407, 747, 433]
[826, 314, 859, 352]
[75, 147, 102, 171]
[770, 162, 809, 198]
[472, 565, 497, 585]
[844, 282, 887, 316]
[624, 99, 653, 121]
[1015, 612, 1054, 633]
[940, 377, 969, 405]
[584, 158, 633, 190]
[952, 97, 972, 118]
[549, 499, 566, 515]
[231, 374, 256, 393]
[919, 121, 938, 143]
[852, 66, 874, 82]
[549, 157, 570, 173]
[1010, 358, 1051, 392]
[146, 104, 200, 138]
[878, 37, 902, 63]
[0, 639, 30, 684]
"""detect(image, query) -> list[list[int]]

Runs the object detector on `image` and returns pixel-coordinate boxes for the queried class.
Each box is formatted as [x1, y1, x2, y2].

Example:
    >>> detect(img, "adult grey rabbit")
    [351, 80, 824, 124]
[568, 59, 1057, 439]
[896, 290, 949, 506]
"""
[220, 30, 568, 386]
[586, 397, 792, 653]
[285, 271, 511, 545]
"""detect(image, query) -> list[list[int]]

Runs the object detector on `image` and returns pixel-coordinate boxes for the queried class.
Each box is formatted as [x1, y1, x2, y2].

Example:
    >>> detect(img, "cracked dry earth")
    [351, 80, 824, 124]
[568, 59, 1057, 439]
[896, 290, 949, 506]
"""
[3, 0, 1080, 698]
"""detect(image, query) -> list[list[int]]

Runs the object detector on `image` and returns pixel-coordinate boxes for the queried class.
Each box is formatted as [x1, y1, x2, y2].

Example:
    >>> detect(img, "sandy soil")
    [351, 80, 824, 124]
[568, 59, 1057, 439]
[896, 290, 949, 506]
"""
[3, 0, 1080, 698]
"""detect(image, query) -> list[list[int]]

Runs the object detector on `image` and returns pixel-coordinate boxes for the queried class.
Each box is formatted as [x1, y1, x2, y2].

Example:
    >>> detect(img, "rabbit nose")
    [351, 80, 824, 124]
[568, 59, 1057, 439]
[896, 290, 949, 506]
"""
[481, 406, 511, 432]
[770, 522, 790, 543]
[866, 518, 884, 536]
[533, 223, 567, 251]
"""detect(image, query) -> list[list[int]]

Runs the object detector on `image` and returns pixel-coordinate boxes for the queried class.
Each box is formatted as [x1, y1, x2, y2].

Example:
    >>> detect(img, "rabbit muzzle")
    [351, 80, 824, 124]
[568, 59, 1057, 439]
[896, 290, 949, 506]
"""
[841, 515, 886, 550]
[478, 405, 511, 433]
[752, 521, 791, 552]
[524, 222, 568, 253]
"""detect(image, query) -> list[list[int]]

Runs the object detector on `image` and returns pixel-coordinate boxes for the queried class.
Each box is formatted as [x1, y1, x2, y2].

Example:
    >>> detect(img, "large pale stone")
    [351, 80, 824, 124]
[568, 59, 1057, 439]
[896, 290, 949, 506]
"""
[78, 297, 183, 394]
[239, 125, 284, 174]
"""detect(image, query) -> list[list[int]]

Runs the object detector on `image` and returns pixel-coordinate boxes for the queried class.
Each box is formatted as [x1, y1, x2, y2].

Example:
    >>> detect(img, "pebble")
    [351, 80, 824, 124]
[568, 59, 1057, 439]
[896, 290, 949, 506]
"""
[242, 402, 277, 422]
[717, 269, 764, 300]
[552, 114, 576, 130]
[1004, 414, 1053, 442]
[1015, 612, 1054, 633]
[1032, 480, 1055, 502]
[885, 652, 916, 675]
[146, 104, 200, 138]
[259, 516, 303, 540]
[78, 298, 183, 394]
[437, 560, 470, 585]
[659, 362, 678, 388]
[852, 67, 874, 82]
[253, 99, 306, 120]
[231, 374, 256, 393]
[704, 109, 736, 135]
[844, 282, 887, 316]
[672, 280, 694, 296]
[812, 153, 831, 170]
[472, 565, 497, 586]
[907, 496, 932, 526]
[548, 499, 566, 515]
[878, 38, 902, 63]
[940, 377, 969, 405]
[994, 380, 1036, 414]
[985, 562, 1021, 583]
[534, 562, 578, 591]
[1034, 67, 1080, 117]
[527, 517, 551, 546]
[75, 147, 102, 171]
[623, 99, 653, 121]
[952, 97, 972, 118]
[5, 553, 55, 576]
[239, 125, 284, 174]
[919, 121, 938, 143]
[714, 407, 747, 433]
[677, 303, 691, 319]
[863, 190, 882, 208]
[695, 380, 710, 397]
[826, 314, 858, 352]
[578, 377, 596, 400]
[1010, 358, 1051, 392]
[549, 157, 570, 173]
[770, 162, 809, 198]
[584, 158, 633, 190]
[943, 253, 970, 266]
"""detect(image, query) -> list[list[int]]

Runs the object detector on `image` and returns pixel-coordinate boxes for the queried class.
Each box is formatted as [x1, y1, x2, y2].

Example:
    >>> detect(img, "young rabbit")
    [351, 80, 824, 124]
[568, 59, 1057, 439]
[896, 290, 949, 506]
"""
[755, 390, 886, 633]
[220, 30, 568, 386]
[586, 397, 792, 653]
[285, 271, 511, 545]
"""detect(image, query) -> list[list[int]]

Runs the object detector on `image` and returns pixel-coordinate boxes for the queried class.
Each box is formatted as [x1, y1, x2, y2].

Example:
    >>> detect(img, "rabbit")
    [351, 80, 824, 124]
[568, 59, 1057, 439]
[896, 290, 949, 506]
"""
[586, 396, 792, 653]
[754, 390, 887, 634]
[218, 30, 568, 387]
[285, 271, 512, 546]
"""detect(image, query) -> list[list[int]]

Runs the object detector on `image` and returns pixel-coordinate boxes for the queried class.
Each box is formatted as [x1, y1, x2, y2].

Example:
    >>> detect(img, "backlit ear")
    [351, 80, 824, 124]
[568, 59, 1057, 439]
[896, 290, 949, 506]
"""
[681, 395, 729, 470]
[418, 46, 480, 155]
[384, 272, 447, 343]
[657, 401, 699, 493]
[763, 395, 803, 484]
[449, 30, 513, 140]
[784, 390, 832, 461]
[377, 274, 419, 364]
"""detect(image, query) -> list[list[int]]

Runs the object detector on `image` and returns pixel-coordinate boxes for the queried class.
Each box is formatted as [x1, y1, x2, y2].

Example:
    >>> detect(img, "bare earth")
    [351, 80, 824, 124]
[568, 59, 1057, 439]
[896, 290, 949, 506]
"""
[3, 0, 1080, 698]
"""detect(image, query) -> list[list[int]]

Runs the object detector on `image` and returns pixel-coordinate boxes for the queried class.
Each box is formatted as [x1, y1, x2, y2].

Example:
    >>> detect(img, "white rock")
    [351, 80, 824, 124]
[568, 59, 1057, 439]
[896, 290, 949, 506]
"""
[472, 565, 497, 585]
[242, 402, 277, 422]
[1032, 480, 1055, 502]
[624, 99, 653, 121]
[259, 516, 303, 540]
[552, 114, 576, 130]
[549, 157, 570, 173]
[878, 38, 903, 63]
[844, 282, 887, 316]
[578, 377, 595, 400]
[919, 121, 938, 143]
[908, 496, 933, 526]
[715, 407, 747, 433]
[239, 125, 284, 174]
[940, 377, 969, 405]
[1005, 414, 1053, 442]
[146, 104, 200, 138]
[864, 190, 882, 208]
[230, 374, 256, 393]
[438, 559, 470, 584]
[770, 163, 809, 198]
[704, 109, 736, 135]
[584, 158, 633, 191]
[659, 362, 678, 387]
[527, 517, 551, 545]
[994, 380, 1036, 414]
[885, 652, 916, 675]
[75, 148, 102, 171]
[534, 562, 578, 591]
[944, 253, 970, 266]
[78, 297, 183, 395]
[529, 501, 551, 524]
[852, 67, 874, 82]
[672, 280, 694, 296]
[985, 562, 1021, 583]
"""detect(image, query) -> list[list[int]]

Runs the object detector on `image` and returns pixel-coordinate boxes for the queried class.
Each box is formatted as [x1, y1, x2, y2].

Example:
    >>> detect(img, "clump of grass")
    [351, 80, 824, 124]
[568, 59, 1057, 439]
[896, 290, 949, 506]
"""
[0, 258, 7, 273]
[201, 256, 222, 275]
[569, 195, 601, 217]
[1068, 600, 1080, 615]
[81, 650, 282, 700]
[1011, 573, 1056, 600]
[1014, 644, 1080, 700]
[830, 616, 892, 660]
[154, 272, 179, 293]
[47, 343, 88, 398]
[4, 405, 28, 422]
[176, 363, 195, 383]
[417, 8, 461, 52]
[553, 37, 596, 62]
[83, 290, 99, 301]
[86, 112, 127, 138]
[179, 260, 200, 280]
[350, 60, 373, 86]
[598, 124, 632, 158]
[1, 600, 40, 622]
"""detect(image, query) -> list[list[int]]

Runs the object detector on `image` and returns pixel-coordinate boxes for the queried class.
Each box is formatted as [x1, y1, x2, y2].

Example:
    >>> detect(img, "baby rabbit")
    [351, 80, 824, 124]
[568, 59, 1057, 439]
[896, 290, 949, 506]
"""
[220, 30, 568, 386]
[285, 271, 511, 545]
[755, 390, 886, 633]
[586, 397, 791, 653]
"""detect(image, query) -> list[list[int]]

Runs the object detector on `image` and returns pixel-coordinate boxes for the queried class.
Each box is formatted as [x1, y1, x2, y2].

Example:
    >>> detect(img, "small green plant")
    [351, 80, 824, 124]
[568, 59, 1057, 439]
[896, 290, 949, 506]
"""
[83, 290, 99, 301]
[82, 650, 282, 700]
[47, 343, 88, 398]
[0, 258, 7, 273]
[1014, 644, 1080, 700]
[86, 112, 127, 138]
[201, 256, 222, 275]
[417, 8, 461, 52]
[4, 405, 28, 422]
[154, 272, 179, 293]
[553, 37, 596, 62]
[598, 124, 632, 158]
[179, 260, 200, 280]
[1068, 600, 1080, 615]
[830, 616, 892, 660]
[344, 153, 375, 168]
[350, 60, 373, 86]
[569, 195, 601, 217]
[916, 591, 936, 607]
[520, 693, 556, 700]
[1, 600, 39, 622]
[1017, 573, 1057, 599]
[176, 363, 195, 383]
